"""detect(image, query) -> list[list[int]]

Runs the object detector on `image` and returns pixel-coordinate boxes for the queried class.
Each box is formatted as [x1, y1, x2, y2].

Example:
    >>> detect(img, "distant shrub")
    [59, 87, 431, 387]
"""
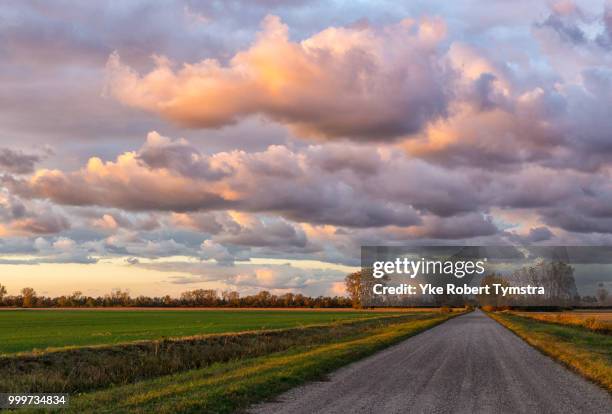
[481, 305, 496, 312]
[439, 306, 451, 314]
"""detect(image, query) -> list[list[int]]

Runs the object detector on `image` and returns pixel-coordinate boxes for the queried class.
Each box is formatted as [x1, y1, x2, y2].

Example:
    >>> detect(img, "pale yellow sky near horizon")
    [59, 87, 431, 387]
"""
[0, 257, 357, 297]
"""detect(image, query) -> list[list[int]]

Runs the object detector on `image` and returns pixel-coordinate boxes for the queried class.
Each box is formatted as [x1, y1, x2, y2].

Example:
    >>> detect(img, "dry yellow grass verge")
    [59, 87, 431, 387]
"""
[511, 311, 612, 334]
[489, 312, 612, 392]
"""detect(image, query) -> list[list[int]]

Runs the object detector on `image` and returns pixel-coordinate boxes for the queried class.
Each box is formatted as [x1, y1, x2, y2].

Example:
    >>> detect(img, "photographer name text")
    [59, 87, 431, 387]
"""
[373, 283, 545, 296]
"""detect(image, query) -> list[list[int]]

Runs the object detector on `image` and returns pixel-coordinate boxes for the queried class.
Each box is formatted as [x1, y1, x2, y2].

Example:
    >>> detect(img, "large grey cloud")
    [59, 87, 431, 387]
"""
[6, 133, 426, 228]
[6, 128, 612, 240]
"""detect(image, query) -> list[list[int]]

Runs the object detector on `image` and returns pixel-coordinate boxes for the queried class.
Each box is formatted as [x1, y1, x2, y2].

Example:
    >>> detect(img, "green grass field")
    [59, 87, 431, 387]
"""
[16, 313, 455, 414]
[0, 309, 392, 354]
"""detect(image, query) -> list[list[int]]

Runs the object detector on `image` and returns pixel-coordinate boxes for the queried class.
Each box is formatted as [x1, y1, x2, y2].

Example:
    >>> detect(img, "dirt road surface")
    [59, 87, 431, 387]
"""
[250, 310, 612, 414]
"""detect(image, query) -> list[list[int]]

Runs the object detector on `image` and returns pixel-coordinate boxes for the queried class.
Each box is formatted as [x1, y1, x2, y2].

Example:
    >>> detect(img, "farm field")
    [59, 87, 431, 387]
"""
[0, 309, 402, 354]
[513, 310, 612, 320]
[9, 312, 456, 413]
[511, 310, 612, 333]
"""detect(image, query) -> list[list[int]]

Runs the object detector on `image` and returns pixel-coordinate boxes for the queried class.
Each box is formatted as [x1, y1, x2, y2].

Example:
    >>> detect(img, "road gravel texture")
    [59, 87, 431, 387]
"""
[250, 310, 612, 414]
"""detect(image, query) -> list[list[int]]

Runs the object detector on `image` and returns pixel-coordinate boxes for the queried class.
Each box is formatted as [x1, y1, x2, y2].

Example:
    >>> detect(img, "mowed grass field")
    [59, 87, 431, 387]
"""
[0, 309, 401, 354]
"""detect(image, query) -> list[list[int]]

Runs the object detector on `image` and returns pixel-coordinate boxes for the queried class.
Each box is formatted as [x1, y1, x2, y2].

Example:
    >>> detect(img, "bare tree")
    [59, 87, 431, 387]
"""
[345, 271, 362, 308]
[597, 283, 609, 304]
[21, 287, 37, 308]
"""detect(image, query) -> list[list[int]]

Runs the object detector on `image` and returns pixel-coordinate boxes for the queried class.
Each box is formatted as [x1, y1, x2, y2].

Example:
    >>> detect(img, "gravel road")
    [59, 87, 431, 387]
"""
[250, 310, 612, 414]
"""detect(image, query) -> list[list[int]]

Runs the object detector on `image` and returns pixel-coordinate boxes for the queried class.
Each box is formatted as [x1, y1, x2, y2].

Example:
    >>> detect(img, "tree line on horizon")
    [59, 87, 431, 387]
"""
[0, 283, 353, 308]
[3, 267, 607, 309]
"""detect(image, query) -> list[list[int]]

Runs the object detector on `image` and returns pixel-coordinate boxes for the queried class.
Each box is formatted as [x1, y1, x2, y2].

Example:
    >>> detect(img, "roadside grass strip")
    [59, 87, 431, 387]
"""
[489, 312, 612, 392]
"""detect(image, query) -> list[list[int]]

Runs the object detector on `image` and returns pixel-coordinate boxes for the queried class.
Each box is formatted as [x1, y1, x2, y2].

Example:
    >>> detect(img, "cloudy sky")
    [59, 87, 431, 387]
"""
[1, 0, 612, 297]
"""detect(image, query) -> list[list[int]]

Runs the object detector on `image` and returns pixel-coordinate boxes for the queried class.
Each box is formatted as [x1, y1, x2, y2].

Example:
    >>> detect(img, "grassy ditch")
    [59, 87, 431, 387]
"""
[1, 313, 440, 394]
[489, 312, 612, 392]
[48, 313, 457, 414]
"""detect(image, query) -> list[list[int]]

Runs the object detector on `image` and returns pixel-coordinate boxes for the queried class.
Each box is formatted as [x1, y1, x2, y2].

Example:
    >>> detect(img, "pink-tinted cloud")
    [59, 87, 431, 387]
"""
[8, 132, 424, 228]
[106, 15, 450, 140]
